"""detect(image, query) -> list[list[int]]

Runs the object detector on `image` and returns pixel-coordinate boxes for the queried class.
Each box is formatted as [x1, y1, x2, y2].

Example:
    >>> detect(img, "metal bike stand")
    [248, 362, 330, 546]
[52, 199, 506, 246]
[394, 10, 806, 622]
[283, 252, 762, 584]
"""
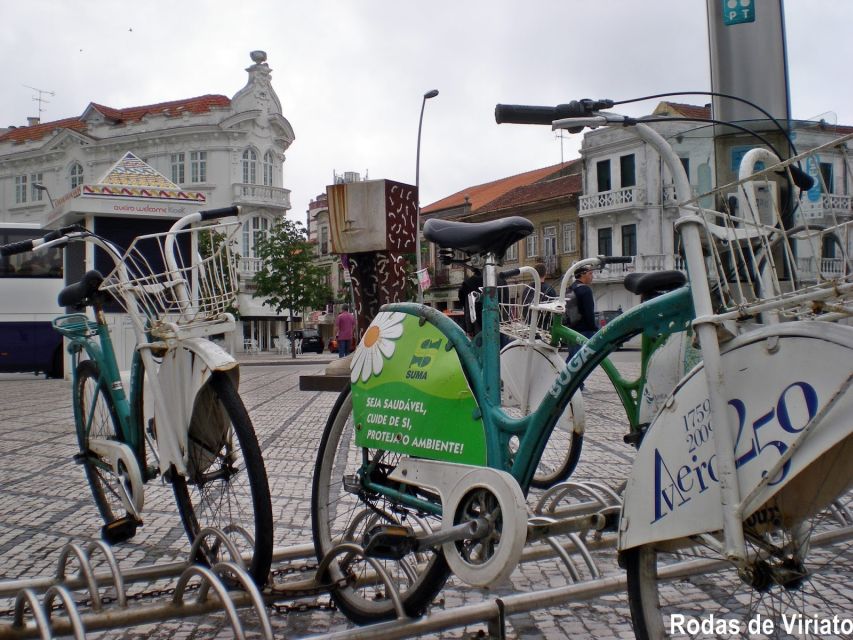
[1, 505, 849, 638]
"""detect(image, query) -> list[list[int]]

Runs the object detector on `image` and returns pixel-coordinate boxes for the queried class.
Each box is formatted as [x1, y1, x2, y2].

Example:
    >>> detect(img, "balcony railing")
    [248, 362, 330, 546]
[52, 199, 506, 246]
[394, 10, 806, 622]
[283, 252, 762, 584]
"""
[595, 254, 687, 282]
[544, 255, 559, 277]
[796, 257, 847, 281]
[798, 194, 853, 220]
[579, 186, 644, 215]
[232, 183, 292, 210]
[240, 256, 264, 274]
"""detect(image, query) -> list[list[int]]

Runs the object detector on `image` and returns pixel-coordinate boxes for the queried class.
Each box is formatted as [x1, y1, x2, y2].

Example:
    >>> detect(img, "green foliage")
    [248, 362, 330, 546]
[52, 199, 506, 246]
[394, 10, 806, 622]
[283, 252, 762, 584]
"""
[251, 218, 332, 320]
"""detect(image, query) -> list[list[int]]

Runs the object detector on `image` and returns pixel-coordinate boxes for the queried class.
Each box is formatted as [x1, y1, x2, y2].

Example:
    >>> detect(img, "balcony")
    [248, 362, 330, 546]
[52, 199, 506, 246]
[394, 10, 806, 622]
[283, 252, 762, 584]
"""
[795, 257, 847, 282]
[240, 256, 264, 275]
[579, 186, 644, 216]
[232, 183, 292, 210]
[798, 194, 853, 220]
[595, 254, 686, 282]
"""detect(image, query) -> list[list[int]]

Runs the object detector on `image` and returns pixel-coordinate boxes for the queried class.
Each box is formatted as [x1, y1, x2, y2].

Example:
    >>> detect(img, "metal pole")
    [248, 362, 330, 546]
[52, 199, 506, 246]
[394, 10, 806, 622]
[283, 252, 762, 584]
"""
[415, 89, 438, 303]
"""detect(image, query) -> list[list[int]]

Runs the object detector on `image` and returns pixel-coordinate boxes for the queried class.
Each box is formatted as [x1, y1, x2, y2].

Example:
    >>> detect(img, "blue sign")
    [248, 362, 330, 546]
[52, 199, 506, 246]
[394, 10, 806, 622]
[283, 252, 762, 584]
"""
[722, 0, 755, 25]
[731, 146, 764, 173]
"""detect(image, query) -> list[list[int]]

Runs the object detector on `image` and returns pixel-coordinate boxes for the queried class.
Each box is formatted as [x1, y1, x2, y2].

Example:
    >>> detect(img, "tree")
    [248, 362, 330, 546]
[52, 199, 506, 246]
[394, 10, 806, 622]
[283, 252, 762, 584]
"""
[251, 219, 331, 358]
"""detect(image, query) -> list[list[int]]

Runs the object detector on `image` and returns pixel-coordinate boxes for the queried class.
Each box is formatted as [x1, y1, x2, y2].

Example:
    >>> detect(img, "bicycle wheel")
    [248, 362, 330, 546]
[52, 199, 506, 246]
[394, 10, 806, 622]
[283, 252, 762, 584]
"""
[73, 360, 133, 523]
[171, 371, 273, 586]
[311, 387, 450, 624]
[626, 462, 853, 638]
[500, 342, 584, 489]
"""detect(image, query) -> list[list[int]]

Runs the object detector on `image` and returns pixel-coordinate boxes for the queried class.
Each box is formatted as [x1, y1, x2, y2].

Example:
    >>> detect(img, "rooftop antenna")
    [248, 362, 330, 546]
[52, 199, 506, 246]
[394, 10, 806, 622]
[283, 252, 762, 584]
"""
[554, 130, 568, 164]
[23, 84, 55, 119]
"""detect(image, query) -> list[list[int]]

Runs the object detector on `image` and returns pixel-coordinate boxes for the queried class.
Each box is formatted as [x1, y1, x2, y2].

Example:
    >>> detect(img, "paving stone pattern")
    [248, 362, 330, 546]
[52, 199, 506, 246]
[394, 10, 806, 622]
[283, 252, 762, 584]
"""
[0, 357, 657, 639]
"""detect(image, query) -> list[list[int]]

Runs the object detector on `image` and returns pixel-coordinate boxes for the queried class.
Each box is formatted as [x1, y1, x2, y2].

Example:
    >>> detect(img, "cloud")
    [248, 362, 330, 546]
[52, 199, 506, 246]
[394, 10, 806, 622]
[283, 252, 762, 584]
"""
[3, 1, 851, 222]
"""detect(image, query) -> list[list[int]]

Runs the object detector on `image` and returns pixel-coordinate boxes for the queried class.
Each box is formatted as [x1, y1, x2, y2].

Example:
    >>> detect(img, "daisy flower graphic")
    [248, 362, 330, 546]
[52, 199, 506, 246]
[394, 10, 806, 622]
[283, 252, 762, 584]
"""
[351, 311, 406, 383]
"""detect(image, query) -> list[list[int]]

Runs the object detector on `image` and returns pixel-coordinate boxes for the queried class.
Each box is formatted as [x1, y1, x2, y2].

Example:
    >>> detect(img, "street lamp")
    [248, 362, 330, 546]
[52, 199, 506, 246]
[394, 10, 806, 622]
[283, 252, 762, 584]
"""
[415, 89, 439, 303]
[33, 182, 54, 208]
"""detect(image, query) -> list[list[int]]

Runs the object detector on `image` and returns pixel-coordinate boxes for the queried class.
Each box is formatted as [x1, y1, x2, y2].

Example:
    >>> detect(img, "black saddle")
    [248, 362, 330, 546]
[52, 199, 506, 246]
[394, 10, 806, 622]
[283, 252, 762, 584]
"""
[59, 270, 104, 308]
[624, 270, 686, 302]
[423, 216, 533, 258]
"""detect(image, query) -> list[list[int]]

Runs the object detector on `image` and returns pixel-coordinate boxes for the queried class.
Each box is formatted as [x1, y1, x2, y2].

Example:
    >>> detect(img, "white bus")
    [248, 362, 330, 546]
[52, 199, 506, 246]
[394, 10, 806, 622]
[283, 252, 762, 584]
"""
[0, 223, 64, 377]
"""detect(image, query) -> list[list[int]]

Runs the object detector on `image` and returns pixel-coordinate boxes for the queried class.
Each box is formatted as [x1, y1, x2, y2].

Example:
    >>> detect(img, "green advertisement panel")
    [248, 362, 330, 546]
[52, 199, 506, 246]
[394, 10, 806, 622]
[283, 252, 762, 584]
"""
[351, 311, 486, 465]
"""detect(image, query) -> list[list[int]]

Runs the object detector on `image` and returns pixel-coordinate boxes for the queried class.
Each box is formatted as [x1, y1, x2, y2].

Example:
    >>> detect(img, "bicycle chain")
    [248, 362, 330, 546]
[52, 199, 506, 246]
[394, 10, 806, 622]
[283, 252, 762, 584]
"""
[0, 562, 343, 620]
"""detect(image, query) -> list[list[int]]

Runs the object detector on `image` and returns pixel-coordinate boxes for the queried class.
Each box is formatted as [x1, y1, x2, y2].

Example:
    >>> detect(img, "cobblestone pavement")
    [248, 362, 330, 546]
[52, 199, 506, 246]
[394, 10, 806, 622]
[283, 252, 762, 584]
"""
[2, 352, 847, 638]
[0, 353, 642, 639]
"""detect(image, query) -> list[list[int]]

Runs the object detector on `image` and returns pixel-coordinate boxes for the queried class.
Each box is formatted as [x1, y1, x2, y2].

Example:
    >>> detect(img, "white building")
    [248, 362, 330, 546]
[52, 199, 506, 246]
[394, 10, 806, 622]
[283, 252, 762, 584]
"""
[0, 50, 295, 353]
[577, 102, 852, 314]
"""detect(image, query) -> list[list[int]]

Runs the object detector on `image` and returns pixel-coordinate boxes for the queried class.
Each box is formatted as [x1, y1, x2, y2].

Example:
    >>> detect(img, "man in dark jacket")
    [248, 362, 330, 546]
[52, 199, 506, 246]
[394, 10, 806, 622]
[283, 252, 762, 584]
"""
[568, 265, 596, 339]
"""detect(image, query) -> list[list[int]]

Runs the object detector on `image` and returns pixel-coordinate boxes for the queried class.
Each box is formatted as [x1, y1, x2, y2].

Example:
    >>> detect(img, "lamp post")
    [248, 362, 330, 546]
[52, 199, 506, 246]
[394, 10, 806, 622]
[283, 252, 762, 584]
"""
[33, 182, 54, 208]
[415, 89, 439, 303]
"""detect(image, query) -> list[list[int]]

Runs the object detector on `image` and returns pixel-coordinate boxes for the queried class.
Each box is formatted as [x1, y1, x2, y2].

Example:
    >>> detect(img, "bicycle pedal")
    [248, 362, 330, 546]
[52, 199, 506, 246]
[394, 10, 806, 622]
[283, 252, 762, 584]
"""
[362, 524, 417, 560]
[101, 515, 142, 545]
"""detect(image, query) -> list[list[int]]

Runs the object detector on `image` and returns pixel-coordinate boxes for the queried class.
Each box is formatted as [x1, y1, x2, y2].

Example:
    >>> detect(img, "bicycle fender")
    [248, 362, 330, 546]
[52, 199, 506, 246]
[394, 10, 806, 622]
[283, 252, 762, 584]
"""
[618, 321, 853, 552]
[153, 338, 239, 474]
[87, 439, 144, 517]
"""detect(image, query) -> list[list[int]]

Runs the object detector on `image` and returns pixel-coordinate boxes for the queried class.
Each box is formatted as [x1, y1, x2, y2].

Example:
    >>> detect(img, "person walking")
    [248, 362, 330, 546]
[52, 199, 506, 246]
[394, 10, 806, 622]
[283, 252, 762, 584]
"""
[566, 265, 596, 339]
[334, 305, 356, 358]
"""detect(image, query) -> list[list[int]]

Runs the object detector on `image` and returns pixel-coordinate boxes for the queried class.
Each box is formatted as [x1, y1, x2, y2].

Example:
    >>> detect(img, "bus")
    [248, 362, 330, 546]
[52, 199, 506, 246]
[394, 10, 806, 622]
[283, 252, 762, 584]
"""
[0, 223, 64, 378]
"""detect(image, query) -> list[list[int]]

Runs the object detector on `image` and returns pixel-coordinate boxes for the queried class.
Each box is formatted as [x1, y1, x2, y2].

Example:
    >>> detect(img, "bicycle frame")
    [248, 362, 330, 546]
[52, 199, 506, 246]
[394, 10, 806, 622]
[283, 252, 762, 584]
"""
[356, 276, 693, 503]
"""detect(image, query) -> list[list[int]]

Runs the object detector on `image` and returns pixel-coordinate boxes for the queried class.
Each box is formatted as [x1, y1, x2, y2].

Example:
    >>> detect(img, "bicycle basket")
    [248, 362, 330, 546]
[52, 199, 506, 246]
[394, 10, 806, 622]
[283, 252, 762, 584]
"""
[100, 221, 240, 336]
[498, 281, 559, 344]
[687, 136, 852, 324]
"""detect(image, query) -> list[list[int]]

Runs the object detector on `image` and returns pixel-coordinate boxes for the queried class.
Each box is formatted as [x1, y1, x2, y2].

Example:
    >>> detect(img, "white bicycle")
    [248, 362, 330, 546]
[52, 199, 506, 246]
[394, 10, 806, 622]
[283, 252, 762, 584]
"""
[495, 100, 852, 638]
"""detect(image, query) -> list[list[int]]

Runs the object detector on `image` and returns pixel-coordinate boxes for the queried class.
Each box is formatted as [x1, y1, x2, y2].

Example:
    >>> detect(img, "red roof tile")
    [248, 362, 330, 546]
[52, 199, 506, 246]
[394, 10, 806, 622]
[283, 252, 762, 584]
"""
[0, 116, 88, 144]
[477, 173, 582, 215]
[0, 95, 231, 145]
[652, 101, 712, 120]
[422, 161, 576, 214]
[88, 94, 231, 124]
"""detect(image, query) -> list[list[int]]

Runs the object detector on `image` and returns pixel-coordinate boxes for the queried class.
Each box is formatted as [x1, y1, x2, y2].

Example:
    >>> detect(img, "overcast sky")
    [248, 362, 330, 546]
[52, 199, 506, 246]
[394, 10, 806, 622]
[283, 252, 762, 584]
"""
[3, 1, 850, 223]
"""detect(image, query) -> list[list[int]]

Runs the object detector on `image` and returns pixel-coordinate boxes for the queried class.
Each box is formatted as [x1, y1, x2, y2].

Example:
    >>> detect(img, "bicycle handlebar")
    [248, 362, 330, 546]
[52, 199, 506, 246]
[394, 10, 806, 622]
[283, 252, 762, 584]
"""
[0, 224, 83, 256]
[494, 99, 614, 127]
[199, 205, 240, 222]
[0, 239, 35, 256]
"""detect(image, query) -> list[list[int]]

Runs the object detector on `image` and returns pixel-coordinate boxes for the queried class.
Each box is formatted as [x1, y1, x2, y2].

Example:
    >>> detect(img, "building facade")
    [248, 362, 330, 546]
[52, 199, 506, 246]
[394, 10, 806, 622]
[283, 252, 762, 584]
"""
[420, 161, 582, 313]
[0, 50, 295, 353]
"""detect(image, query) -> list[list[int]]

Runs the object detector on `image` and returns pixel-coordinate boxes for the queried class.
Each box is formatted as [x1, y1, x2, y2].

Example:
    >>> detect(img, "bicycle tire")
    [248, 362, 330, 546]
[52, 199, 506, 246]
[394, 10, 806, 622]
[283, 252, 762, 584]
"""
[500, 342, 585, 489]
[626, 455, 853, 639]
[73, 360, 133, 524]
[171, 371, 273, 586]
[311, 387, 450, 624]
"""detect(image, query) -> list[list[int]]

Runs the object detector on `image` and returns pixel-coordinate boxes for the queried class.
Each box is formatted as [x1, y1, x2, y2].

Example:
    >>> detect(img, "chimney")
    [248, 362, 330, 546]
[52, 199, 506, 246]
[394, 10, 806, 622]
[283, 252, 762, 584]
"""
[27, 117, 40, 127]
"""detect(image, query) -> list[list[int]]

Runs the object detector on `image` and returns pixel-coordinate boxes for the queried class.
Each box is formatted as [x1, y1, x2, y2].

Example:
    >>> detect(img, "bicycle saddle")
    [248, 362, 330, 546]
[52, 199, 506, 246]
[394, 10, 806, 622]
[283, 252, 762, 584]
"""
[423, 216, 534, 258]
[59, 270, 104, 308]
[624, 270, 686, 302]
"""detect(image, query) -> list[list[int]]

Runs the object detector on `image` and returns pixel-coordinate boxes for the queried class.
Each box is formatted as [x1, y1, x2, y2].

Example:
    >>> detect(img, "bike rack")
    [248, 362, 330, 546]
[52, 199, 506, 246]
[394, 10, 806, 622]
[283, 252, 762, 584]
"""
[1, 485, 850, 639]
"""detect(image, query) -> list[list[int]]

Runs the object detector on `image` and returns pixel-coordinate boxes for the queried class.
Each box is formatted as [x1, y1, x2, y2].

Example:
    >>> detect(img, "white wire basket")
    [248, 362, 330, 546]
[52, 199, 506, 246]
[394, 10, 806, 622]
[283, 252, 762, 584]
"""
[686, 135, 853, 324]
[100, 221, 241, 336]
[497, 282, 561, 344]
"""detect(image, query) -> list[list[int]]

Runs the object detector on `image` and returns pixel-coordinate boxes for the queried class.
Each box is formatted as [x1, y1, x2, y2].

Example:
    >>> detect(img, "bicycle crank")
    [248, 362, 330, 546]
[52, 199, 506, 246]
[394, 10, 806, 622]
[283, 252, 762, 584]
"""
[388, 459, 527, 587]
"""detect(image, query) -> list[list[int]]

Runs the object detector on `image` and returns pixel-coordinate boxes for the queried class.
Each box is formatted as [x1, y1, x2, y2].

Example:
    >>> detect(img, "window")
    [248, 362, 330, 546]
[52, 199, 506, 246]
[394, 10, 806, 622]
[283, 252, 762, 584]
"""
[242, 216, 269, 258]
[190, 151, 207, 183]
[620, 154, 636, 188]
[263, 151, 274, 186]
[242, 149, 258, 184]
[598, 227, 612, 256]
[680, 157, 690, 181]
[319, 224, 329, 255]
[29, 173, 44, 202]
[505, 242, 518, 262]
[70, 162, 84, 189]
[170, 153, 186, 184]
[562, 222, 577, 253]
[596, 159, 611, 192]
[543, 225, 557, 257]
[526, 232, 539, 258]
[621, 224, 637, 256]
[14, 175, 27, 204]
[820, 162, 834, 193]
